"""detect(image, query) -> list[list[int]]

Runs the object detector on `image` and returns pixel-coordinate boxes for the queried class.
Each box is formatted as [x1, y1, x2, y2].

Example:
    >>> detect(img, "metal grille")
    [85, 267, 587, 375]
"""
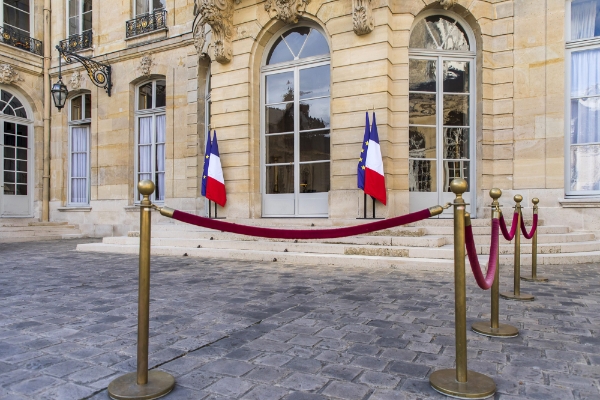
[59, 31, 93, 52]
[126, 9, 167, 38]
[0, 25, 43, 56]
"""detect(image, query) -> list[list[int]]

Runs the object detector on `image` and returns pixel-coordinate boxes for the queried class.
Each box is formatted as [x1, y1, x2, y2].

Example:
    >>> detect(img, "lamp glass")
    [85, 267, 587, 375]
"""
[51, 80, 68, 110]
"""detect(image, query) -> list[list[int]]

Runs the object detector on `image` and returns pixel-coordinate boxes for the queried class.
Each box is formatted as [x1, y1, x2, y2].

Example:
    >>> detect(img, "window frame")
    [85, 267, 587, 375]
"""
[133, 0, 164, 17]
[565, 0, 600, 196]
[66, 0, 92, 38]
[0, 0, 34, 37]
[67, 93, 91, 206]
[134, 79, 166, 203]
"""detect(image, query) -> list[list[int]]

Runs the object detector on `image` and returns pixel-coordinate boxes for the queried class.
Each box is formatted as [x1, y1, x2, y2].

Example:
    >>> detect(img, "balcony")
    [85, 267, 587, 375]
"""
[125, 9, 167, 39]
[59, 31, 93, 52]
[0, 25, 43, 56]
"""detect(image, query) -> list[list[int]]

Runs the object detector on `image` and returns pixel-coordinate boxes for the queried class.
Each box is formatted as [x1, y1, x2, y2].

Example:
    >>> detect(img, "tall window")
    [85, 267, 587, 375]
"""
[2, 0, 31, 36]
[68, 94, 91, 205]
[567, 0, 600, 194]
[135, 0, 164, 16]
[136, 79, 166, 202]
[68, 0, 92, 38]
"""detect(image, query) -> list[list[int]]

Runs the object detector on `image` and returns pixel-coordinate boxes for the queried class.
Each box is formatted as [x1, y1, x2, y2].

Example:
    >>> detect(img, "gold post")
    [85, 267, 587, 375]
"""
[107, 181, 175, 400]
[500, 195, 534, 301]
[471, 189, 519, 338]
[430, 179, 496, 399]
[521, 198, 548, 282]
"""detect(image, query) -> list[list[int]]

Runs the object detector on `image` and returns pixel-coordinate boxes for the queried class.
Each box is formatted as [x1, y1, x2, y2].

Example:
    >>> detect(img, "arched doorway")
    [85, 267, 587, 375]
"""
[261, 25, 331, 217]
[0, 88, 33, 217]
[408, 11, 477, 216]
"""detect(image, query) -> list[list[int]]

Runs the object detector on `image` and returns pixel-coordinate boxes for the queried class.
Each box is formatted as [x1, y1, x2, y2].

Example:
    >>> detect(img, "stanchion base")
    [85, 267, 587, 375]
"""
[430, 369, 496, 399]
[471, 321, 519, 338]
[520, 276, 548, 282]
[500, 291, 534, 301]
[108, 371, 175, 400]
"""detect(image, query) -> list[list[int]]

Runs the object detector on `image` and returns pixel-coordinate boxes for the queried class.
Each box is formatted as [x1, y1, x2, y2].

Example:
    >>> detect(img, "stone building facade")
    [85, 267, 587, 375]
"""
[0, 0, 599, 236]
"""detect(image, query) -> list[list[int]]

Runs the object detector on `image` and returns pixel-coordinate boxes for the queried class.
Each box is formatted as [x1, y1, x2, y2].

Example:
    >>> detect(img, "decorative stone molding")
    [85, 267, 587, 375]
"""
[194, 0, 235, 64]
[137, 55, 154, 76]
[69, 71, 86, 90]
[439, 0, 457, 9]
[352, 0, 373, 36]
[265, 0, 310, 24]
[0, 64, 23, 85]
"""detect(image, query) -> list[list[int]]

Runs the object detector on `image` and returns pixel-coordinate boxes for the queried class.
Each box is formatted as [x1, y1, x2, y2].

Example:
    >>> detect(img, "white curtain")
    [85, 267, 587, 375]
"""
[571, 1, 597, 40]
[571, 146, 600, 190]
[70, 126, 88, 204]
[138, 117, 152, 200]
[155, 114, 166, 201]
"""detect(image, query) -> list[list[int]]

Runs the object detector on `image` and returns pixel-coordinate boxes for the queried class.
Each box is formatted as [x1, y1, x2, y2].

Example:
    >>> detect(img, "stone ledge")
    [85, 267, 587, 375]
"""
[559, 198, 600, 208]
[124, 206, 140, 212]
[57, 207, 92, 212]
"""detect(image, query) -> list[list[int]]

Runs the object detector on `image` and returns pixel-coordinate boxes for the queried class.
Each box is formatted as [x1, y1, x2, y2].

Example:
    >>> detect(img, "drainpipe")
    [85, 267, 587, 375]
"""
[42, 0, 51, 221]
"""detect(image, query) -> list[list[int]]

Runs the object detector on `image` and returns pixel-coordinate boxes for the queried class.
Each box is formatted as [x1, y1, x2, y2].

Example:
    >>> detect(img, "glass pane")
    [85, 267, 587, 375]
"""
[266, 103, 294, 134]
[16, 124, 27, 136]
[71, 95, 83, 121]
[85, 94, 92, 119]
[16, 172, 26, 183]
[4, 7, 30, 32]
[68, 0, 79, 18]
[15, 107, 26, 119]
[153, 0, 165, 10]
[571, 97, 600, 144]
[444, 128, 469, 159]
[266, 165, 294, 194]
[156, 80, 166, 108]
[571, 145, 600, 190]
[300, 130, 330, 162]
[83, 11, 92, 32]
[409, 160, 436, 192]
[4, 134, 15, 147]
[571, 0, 600, 40]
[83, 0, 92, 12]
[4, 184, 15, 195]
[299, 29, 330, 59]
[410, 16, 469, 51]
[409, 93, 436, 125]
[283, 27, 310, 57]
[266, 134, 294, 164]
[136, 0, 149, 15]
[443, 161, 470, 192]
[4, 159, 15, 171]
[444, 61, 469, 93]
[409, 127, 436, 159]
[409, 19, 440, 50]
[4, 171, 15, 183]
[1, 91, 12, 103]
[16, 136, 27, 148]
[409, 59, 436, 92]
[4, 147, 15, 159]
[267, 36, 294, 65]
[138, 83, 153, 110]
[17, 160, 27, 172]
[266, 73, 294, 104]
[16, 184, 27, 195]
[5, 0, 30, 12]
[4, 121, 15, 133]
[444, 95, 469, 126]
[571, 48, 600, 97]
[300, 66, 330, 99]
[299, 98, 330, 131]
[16, 148, 26, 160]
[299, 162, 330, 193]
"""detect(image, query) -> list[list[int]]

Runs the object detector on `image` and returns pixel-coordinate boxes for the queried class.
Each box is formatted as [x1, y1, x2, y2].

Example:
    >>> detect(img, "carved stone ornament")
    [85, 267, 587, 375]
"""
[439, 0, 457, 9]
[352, 0, 373, 36]
[194, 0, 235, 64]
[0, 64, 23, 85]
[138, 55, 154, 76]
[69, 71, 86, 90]
[265, 0, 310, 24]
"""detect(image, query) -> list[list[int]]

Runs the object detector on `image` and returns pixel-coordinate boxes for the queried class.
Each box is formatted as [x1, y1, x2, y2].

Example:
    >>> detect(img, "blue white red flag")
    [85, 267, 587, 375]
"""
[357, 112, 370, 190]
[364, 113, 387, 205]
[205, 132, 227, 206]
[201, 131, 212, 197]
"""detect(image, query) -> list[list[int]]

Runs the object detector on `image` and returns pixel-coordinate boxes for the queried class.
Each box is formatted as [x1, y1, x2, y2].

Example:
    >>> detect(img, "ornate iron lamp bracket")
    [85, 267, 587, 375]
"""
[55, 45, 112, 96]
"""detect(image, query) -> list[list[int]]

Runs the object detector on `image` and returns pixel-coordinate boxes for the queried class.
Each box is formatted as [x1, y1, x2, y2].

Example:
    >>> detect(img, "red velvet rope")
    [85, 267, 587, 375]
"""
[465, 218, 500, 290]
[499, 212, 519, 241]
[171, 208, 432, 240]
[520, 214, 538, 240]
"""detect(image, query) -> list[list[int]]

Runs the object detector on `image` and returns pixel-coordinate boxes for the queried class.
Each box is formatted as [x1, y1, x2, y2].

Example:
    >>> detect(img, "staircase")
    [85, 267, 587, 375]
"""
[0, 221, 85, 243]
[76, 216, 600, 270]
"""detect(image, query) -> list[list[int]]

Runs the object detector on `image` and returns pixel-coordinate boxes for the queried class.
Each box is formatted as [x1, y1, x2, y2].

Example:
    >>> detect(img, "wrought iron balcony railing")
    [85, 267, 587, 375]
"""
[0, 25, 43, 56]
[59, 30, 93, 52]
[126, 9, 167, 38]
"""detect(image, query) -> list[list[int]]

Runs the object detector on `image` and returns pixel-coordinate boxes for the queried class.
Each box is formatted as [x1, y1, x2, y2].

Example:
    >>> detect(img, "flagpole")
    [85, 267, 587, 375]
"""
[372, 196, 376, 219]
[364, 193, 367, 219]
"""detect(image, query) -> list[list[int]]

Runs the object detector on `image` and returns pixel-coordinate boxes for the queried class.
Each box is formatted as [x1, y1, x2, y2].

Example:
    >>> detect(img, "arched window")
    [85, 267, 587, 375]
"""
[408, 12, 476, 215]
[261, 26, 331, 217]
[68, 93, 91, 205]
[135, 79, 166, 202]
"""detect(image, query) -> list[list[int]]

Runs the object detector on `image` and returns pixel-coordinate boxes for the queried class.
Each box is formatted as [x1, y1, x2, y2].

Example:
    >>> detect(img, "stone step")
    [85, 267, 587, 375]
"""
[453, 232, 596, 245]
[0, 233, 85, 243]
[423, 225, 567, 236]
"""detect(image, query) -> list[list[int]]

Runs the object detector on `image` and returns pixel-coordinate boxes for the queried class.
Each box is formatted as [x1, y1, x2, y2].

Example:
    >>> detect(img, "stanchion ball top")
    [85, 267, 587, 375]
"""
[489, 188, 502, 200]
[450, 178, 468, 195]
[532, 198, 539, 205]
[138, 180, 155, 196]
[514, 194, 523, 203]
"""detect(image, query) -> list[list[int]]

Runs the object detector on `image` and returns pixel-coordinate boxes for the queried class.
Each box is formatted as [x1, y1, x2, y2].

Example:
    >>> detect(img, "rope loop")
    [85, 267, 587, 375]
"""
[499, 212, 519, 241]
[520, 214, 538, 240]
[464, 214, 500, 290]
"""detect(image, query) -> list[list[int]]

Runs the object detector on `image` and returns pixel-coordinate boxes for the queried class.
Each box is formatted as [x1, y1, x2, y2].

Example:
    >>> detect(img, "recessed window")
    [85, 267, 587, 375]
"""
[136, 0, 165, 16]
[68, 93, 91, 205]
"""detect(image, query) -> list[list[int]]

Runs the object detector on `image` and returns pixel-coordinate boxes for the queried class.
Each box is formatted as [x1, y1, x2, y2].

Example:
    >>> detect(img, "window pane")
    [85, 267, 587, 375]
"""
[266, 165, 294, 194]
[155, 80, 166, 108]
[266, 103, 294, 134]
[4, 134, 15, 147]
[16, 148, 26, 160]
[136, 0, 149, 15]
[266, 72, 294, 104]
[444, 61, 469, 93]
[299, 29, 329, 59]
[571, 0, 600, 40]
[16, 124, 27, 136]
[283, 27, 310, 57]
[83, 0, 92, 12]
[409, 59, 436, 92]
[4, 7, 30, 32]
[138, 83, 153, 110]
[410, 16, 469, 51]
[300, 130, 330, 162]
[4, 147, 15, 159]
[17, 160, 27, 172]
[5, 0, 30, 12]
[444, 95, 469, 126]
[71, 95, 82, 120]
[16, 136, 27, 148]
[153, 0, 165, 10]
[571, 97, 600, 144]
[85, 94, 91, 119]
[4, 184, 15, 195]
[299, 98, 330, 131]
[300, 65, 330, 99]
[16, 172, 26, 183]
[571, 145, 600, 190]
[83, 10, 92, 32]
[17, 184, 27, 195]
[4, 171, 15, 183]
[571, 48, 600, 97]
[409, 160, 436, 192]
[4, 159, 15, 171]
[443, 161, 470, 192]
[266, 134, 294, 164]
[4, 121, 15, 133]
[68, 0, 79, 18]
[267, 36, 294, 65]
[444, 128, 469, 159]
[299, 162, 330, 193]
[409, 93, 436, 125]
[409, 127, 436, 159]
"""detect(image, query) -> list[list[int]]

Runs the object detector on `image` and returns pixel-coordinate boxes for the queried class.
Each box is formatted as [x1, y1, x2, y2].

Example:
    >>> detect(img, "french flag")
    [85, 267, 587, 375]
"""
[201, 131, 212, 197]
[205, 131, 227, 207]
[357, 112, 370, 190]
[364, 113, 387, 205]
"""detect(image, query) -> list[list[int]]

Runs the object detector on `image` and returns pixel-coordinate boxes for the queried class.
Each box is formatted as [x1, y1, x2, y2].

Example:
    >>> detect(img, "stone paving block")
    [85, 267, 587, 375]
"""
[37, 382, 98, 400]
[321, 381, 370, 399]
[8, 375, 63, 396]
[358, 370, 400, 389]
[177, 369, 221, 391]
[42, 359, 93, 378]
[284, 357, 323, 374]
[388, 361, 430, 378]
[242, 384, 289, 400]
[67, 365, 118, 384]
[319, 364, 362, 381]
[205, 376, 254, 397]
[280, 372, 329, 391]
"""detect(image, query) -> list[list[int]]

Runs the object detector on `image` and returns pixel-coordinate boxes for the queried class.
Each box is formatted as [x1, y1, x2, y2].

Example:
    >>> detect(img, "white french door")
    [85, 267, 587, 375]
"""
[1, 120, 31, 216]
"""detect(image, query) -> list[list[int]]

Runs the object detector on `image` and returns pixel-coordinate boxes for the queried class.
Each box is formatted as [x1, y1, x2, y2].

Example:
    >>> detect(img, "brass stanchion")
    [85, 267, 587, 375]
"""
[500, 195, 534, 301]
[430, 179, 496, 399]
[108, 181, 175, 400]
[521, 198, 548, 282]
[471, 189, 519, 338]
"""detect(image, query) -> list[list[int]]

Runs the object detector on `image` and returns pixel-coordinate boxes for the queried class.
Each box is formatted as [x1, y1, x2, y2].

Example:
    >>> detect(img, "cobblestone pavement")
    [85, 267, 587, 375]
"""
[0, 240, 599, 400]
